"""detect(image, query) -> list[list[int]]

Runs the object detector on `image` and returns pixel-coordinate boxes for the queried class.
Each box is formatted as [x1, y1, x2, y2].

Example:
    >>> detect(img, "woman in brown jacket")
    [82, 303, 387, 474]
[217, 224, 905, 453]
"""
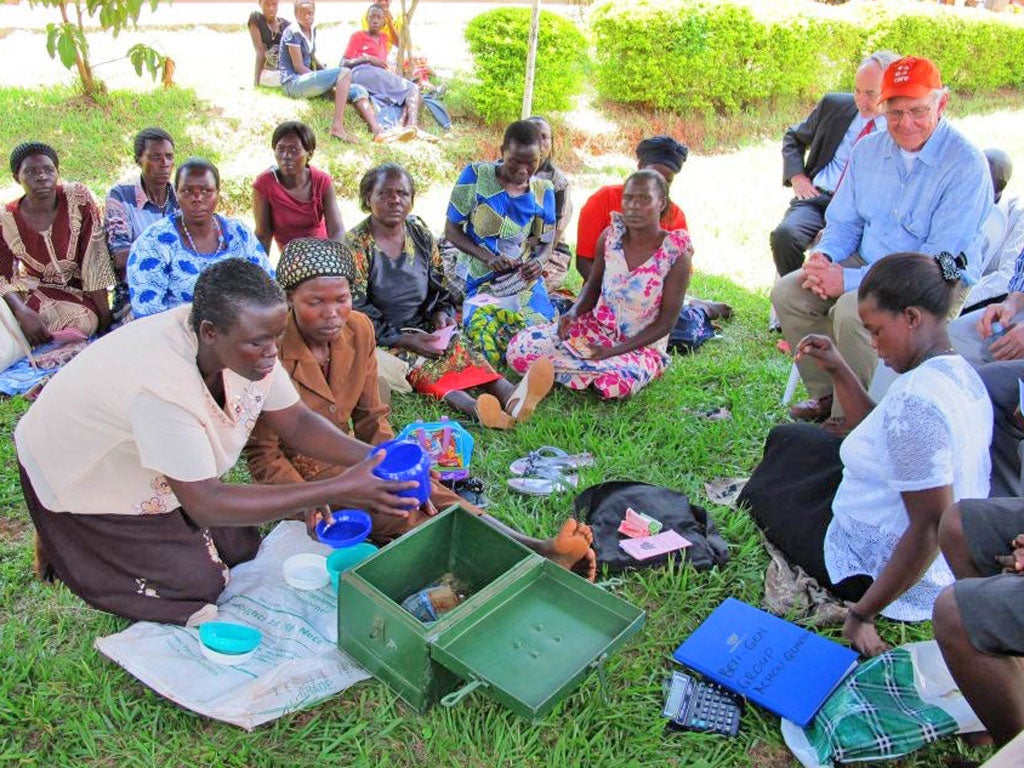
[244, 237, 597, 577]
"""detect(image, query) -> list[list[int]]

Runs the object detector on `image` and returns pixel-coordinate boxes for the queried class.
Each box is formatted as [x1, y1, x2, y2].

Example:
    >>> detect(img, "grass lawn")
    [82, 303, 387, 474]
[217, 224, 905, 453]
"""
[0, 81, 1006, 766]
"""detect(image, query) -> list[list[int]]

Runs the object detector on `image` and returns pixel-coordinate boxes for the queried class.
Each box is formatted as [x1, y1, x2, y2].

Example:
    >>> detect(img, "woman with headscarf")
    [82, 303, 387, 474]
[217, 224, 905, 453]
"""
[1, 141, 114, 369]
[244, 237, 596, 570]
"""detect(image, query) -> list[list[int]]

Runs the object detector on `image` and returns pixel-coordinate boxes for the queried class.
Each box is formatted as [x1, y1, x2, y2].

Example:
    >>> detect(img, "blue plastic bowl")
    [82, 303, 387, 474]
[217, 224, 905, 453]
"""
[327, 542, 379, 590]
[198, 621, 262, 655]
[316, 509, 372, 548]
[370, 440, 431, 505]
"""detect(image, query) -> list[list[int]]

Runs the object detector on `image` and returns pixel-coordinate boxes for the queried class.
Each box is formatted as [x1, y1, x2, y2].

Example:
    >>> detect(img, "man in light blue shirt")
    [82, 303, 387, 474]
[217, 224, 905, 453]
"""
[772, 56, 992, 423]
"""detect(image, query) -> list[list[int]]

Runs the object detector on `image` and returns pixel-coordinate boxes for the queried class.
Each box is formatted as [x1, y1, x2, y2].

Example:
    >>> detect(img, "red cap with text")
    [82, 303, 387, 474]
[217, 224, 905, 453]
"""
[881, 57, 943, 101]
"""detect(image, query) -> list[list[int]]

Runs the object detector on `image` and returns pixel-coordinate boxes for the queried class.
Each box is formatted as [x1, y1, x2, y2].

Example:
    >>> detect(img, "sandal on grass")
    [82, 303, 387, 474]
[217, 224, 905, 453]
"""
[505, 357, 554, 423]
[507, 464, 579, 496]
[510, 446, 595, 476]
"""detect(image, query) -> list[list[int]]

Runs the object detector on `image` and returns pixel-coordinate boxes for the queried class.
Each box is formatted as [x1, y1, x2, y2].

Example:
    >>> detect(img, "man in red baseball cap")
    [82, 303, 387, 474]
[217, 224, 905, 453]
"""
[773, 55, 992, 425]
[881, 56, 947, 152]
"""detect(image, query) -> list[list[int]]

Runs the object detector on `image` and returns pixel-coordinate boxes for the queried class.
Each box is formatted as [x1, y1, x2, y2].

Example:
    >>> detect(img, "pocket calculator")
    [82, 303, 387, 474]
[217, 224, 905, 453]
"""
[662, 670, 743, 736]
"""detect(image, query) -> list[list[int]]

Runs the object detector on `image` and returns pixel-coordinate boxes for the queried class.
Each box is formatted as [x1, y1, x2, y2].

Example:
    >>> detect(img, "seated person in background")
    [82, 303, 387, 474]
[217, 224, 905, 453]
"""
[506, 170, 692, 400]
[105, 127, 179, 322]
[253, 120, 345, 256]
[769, 51, 896, 277]
[361, 0, 400, 57]
[949, 244, 1024, 497]
[128, 158, 271, 319]
[528, 115, 573, 293]
[279, 0, 382, 143]
[247, 0, 289, 87]
[244, 238, 594, 574]
[933, 497, 1024, 749]
[0, 142, 114, 368]
[773, 56, 992, 424]
[342, 3, 422, 141]
[17, 259, 424, 626]
[347, 164, 554, 429]
[442, 120, 557, 361]
[575, 135, 688, 283]
[959, 149, 1024, 313]
[574, 135, 730, 321]
[741, 252, 992, 657]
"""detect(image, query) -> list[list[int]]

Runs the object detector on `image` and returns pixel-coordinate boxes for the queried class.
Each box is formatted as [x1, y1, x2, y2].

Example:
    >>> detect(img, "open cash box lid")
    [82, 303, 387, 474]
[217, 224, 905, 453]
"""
[429, 559, 645, 718]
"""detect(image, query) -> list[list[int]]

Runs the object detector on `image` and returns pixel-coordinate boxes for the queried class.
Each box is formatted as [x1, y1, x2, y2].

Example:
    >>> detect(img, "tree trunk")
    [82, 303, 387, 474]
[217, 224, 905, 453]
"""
[59, 0, 96, 96]
[397, 0, 420, 77]
[521, 0, 541, 118]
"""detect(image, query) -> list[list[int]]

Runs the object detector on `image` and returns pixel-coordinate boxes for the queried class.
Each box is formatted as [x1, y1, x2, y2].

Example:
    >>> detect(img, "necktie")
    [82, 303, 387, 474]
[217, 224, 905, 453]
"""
[834, 118, 876, 192]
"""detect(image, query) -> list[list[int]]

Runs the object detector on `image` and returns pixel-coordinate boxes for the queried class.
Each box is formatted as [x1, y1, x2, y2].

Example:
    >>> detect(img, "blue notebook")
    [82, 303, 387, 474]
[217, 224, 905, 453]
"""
[672, 597, 859, 727]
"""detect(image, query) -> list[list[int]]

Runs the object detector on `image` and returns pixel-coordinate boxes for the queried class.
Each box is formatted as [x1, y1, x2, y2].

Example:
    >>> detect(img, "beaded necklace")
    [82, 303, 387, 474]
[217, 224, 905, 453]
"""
[179, 213, 225, 255]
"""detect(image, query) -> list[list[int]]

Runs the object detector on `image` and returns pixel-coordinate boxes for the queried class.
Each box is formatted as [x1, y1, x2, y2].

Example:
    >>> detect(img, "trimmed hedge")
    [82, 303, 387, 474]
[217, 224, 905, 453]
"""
[464, 7, 588, 124]
[591, 0, 1024, 115]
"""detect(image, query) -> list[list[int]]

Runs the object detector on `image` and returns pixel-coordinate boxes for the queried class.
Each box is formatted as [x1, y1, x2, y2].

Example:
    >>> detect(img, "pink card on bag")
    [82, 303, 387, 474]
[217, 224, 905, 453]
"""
[618, 530, 693, 560]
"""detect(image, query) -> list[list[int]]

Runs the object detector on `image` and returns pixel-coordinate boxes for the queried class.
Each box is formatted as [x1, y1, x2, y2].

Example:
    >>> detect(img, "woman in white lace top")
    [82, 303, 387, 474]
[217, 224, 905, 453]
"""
[740, 251, 992, 657]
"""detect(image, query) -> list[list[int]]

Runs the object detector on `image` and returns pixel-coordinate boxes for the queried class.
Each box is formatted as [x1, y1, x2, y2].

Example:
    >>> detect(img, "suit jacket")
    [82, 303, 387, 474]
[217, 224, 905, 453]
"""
[245, 309, 393, 485]
[781, 93, 859, 187]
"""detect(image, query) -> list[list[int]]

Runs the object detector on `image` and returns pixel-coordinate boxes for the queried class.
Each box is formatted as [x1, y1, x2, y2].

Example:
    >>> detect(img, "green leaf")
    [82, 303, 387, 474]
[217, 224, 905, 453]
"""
[55, 29, 79, 69]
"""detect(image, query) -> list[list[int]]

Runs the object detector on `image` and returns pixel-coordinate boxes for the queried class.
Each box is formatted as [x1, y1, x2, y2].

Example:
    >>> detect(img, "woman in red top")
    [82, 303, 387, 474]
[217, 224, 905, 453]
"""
[252, 121, 345, 256]
[342, 3, 421, 136]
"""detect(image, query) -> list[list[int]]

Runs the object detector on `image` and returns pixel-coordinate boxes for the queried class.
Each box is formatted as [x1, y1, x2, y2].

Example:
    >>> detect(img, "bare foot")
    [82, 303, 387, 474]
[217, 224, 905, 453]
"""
[544, 519, 597, 582]
[330, 131, 359, 144]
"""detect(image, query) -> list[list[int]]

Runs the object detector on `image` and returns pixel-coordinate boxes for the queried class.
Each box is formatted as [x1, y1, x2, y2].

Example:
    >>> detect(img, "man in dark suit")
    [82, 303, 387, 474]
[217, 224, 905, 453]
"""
[769, 51, 900, 276]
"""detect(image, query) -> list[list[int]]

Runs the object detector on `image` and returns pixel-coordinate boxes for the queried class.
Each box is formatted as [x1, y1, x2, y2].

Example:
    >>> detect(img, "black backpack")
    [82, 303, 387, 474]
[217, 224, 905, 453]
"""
[574, 481, 730, 573]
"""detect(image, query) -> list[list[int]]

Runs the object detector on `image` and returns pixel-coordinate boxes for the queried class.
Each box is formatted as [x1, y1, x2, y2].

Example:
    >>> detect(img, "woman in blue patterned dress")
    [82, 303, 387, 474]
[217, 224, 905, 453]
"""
[128, 158, 272, 319]
[441, 120, 557, 362]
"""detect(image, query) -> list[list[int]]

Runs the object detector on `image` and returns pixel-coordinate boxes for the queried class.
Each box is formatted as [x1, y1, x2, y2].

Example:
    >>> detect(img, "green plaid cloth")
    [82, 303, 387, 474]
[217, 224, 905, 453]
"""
[803, 648, 958, 764]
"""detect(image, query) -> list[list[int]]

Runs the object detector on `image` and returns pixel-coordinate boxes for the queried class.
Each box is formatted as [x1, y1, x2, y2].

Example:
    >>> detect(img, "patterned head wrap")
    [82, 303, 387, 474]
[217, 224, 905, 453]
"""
[934, 251, 970, 285]
[277, 238, 356, 290]
[10, 141, 59, 177]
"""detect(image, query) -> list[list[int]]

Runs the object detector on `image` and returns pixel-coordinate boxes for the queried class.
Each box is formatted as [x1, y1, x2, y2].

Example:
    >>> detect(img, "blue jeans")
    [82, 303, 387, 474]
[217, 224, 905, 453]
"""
[282, 68, 369, 102]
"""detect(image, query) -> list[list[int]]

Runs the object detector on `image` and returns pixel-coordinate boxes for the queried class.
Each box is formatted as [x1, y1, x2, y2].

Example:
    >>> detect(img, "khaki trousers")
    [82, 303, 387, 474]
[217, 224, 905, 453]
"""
[771, 256, 968, 419]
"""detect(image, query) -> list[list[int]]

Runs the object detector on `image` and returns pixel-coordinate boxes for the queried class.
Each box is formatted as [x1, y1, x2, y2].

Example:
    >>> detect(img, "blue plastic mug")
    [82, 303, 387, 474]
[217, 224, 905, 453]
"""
[369, 439, 431, 506]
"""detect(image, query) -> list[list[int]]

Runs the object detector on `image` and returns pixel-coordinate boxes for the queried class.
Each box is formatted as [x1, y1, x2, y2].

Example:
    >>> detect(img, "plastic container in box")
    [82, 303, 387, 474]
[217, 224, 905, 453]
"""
[337, 506, 644, 717]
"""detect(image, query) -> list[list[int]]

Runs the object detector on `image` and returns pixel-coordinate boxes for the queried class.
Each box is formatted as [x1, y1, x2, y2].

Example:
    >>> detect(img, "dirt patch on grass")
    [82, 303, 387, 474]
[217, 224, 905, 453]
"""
[0, 515, 31, 543]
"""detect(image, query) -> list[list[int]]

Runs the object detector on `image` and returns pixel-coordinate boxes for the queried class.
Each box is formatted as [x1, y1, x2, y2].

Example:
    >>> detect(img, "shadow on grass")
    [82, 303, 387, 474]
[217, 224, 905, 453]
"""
[0, 271, 988, 767]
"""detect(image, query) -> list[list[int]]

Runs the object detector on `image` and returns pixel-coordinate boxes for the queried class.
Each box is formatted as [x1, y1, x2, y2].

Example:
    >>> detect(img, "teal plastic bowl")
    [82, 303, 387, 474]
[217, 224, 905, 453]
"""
[198, 621, 262, 655]
[327, 542, 378, 591]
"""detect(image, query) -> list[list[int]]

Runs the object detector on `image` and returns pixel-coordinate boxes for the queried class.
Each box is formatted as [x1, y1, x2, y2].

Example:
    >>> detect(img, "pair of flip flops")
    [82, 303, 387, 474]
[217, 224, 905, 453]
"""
[507, 447, 595, 496]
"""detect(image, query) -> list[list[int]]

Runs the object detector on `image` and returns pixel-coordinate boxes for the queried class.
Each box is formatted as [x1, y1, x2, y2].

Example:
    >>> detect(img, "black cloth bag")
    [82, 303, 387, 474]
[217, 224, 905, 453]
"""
[574, 481, 729, 573]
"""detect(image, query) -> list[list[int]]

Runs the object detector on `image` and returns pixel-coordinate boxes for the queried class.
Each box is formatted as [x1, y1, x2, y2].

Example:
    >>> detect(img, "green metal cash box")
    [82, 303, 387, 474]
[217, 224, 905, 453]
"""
[337, 506, 645, 718]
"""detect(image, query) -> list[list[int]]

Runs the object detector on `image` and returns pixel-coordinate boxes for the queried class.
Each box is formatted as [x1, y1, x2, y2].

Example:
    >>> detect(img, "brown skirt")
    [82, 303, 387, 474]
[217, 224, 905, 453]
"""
[21, 464, 261, 625]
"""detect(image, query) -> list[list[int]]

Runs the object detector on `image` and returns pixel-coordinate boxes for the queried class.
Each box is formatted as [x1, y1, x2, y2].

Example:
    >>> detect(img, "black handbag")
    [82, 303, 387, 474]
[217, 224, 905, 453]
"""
[573, 481, 730, 573]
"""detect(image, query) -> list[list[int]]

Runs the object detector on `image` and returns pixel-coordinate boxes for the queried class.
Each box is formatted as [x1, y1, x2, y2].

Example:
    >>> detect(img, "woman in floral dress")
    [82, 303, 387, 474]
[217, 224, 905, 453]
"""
[506, 170, 693, 399]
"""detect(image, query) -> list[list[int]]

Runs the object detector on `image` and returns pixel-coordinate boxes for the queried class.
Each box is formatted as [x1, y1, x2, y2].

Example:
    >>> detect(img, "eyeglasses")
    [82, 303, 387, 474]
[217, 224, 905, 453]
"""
[886, 105, 934, 122]
[274, 146, 305, 157]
